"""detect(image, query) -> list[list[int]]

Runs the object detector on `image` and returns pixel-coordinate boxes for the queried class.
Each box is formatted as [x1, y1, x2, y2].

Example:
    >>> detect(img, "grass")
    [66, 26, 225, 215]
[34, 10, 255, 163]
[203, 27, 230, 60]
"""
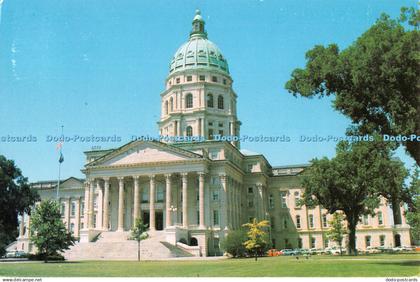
[0, 253, 419, 277]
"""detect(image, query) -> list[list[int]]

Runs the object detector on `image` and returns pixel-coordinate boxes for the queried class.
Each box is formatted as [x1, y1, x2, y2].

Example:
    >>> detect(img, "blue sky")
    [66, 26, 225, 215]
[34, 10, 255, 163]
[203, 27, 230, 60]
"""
[0, 0, 417, 181]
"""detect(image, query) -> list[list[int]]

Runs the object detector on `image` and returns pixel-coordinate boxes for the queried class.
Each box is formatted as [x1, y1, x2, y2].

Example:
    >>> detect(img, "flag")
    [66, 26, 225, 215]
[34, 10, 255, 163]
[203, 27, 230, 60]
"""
[59, 152, 64, 163]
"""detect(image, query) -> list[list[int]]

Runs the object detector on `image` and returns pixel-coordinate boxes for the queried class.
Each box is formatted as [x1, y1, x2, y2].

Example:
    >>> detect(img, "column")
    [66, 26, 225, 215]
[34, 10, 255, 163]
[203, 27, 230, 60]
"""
[66, 197, 71, 230]
[149, 175, 156, 231]
[75, 197, 81, 235]
[97, 181, 103, 230]
[257, 184, 263, 221]
[19, 214, 25, 238]
[165, 174, 172, 228]
[220, 174, 228, 230]
[103, 178, 110, 230]
[198, 172, 205, 229]
[83, 182, 90, 229]
[133, 176, 140, 226]
[117, 177, 125, 231]
[88, 180, 95, 229]
[181, 173, 188, 228]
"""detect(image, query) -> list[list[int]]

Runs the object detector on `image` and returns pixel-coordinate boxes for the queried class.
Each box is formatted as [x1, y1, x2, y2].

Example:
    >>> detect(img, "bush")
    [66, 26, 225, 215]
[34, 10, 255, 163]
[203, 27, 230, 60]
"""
[221, 230, 248, 258]
[28, 253, 65, 261]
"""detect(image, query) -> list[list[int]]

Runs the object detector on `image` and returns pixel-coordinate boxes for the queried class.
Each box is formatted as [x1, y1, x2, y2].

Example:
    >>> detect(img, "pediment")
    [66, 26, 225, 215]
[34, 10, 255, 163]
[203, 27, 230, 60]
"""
[89, 141, 201, 167]
[59, 177, 84, 189]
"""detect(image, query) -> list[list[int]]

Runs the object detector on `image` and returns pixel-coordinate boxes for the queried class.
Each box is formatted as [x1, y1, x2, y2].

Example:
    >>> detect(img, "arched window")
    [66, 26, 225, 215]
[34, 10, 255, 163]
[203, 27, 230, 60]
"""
[164, 100, 168, 115]
[186, 126, 193, 137]
[169, 97, 174, 112]
[207, 93, 214, 108]
[185, 93, 193, 108]
[217, 95, 224, 109]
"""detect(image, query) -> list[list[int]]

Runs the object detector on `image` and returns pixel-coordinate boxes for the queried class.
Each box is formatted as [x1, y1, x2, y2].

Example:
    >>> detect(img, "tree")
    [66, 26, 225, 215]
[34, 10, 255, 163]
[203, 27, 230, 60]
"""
[326, 212, 346, 256]
[405, 167, 420, 245]
[220, 229, 248, 258]
[285, 7, 420, 165]
[242, 218, 270, 261]
[0, 155, 39, 256]
[300, 140, 403, 255]
[130, 218, 149, 261]
[30, 200, 75, 262]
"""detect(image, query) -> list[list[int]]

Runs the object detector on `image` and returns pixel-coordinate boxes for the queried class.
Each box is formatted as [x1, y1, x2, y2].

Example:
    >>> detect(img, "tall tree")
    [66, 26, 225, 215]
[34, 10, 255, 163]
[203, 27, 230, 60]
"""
[30, 200, 75, 262]
[326, 212, 346, 256]
[0, 155, 39, 256]
[405, 167, 420, 245]
[300, 140, 402, 255]
[285, 7, 420, 165]
[130, 218, 149, 261]
[242, 219, 270, 261]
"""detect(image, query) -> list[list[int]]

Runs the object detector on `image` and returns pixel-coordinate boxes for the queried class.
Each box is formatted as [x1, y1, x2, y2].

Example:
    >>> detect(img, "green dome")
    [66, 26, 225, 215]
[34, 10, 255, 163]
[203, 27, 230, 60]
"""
[169, 10, 230, 75]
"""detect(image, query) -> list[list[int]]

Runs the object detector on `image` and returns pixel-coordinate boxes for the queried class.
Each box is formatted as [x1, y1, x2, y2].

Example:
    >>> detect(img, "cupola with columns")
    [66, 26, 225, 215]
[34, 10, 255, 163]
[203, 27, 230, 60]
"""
[158, 10, 241, 148]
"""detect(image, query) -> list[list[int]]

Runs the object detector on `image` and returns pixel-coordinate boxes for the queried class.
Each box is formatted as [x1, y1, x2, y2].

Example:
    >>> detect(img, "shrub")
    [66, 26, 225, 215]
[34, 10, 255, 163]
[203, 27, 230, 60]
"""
[221, 229, 248, 258]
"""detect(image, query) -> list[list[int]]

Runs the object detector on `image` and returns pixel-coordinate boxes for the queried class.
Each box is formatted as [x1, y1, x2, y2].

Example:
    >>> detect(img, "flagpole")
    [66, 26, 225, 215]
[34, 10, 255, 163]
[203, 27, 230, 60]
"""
[56, 125, 64, 200]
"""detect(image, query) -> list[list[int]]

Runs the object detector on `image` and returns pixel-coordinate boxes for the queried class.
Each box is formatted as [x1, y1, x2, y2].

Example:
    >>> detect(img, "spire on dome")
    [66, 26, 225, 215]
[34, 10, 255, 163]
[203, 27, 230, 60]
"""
[190, 9, 207, 39]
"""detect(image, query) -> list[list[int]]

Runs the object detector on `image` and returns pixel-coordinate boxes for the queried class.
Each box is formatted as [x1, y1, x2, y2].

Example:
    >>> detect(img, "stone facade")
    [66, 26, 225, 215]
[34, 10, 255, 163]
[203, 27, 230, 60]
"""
[14, 10, 411, 257]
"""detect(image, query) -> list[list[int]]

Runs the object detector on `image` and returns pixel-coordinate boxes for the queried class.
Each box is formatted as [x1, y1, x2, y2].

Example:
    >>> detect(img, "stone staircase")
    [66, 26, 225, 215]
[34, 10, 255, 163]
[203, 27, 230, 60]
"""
[64, 230, 188, 260]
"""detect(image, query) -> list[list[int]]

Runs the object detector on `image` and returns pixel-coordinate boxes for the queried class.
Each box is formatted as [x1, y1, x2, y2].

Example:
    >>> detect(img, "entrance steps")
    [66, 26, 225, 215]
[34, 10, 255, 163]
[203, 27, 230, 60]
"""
[64, 230, 192, 260]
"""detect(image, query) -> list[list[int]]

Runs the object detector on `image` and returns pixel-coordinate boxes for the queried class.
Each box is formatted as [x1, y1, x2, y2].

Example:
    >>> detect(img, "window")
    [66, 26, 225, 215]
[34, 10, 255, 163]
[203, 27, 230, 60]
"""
[365, 236, 371, 247]
[81, 222, 84, 229]
[207, 94, 214, 108]
[296, 215, 301, 229]
[218, 130, 224, 136]
[186, 126, 193, 137]
[71, 202, 76, 217]
[199, 75, 205, 81]
[268, 194, 274, 209]
[176, 77, 180, 84]
[156, 187, 164, 203]
[362, 214, 369, 225]
[311, 237, 316, 248]
[322, 214, 328, 228]
[223, 78, 227, 85]
[309, 214, 314, 228]
[185, 93, 193, 108]
[169, 97, 174, 112]
[280, 192, 287, 208]
[294, 191, 300, 207]
[165, 100, 169, 115]
[208, 129, 214, 140]
[212, 189, 219, 201]
[218, 122, 223, 127]
[196, 211, 200, 225]
[324, 239, 329, 248]
[70, 223, 75, 233]
[93, 214, 97, 228]
[213, 210, 219, 225]
[247, 164, 253, 172]
[212, 76, 218, 82]
[283, 218, 288, 229]
[61, 203, 65, 216]
[217, 95, 224, 109]
[81, 201, 85, 216]
[141, 189, 149, 203]
[298, 238, 303, 249]
[379, 235, 385, 246]
[248, 187, 253, 194]
[378, 211, 383, 225]
[186, 75, 192, 82]
[247, 198, 254, 208]
[208, 121, 214, 126]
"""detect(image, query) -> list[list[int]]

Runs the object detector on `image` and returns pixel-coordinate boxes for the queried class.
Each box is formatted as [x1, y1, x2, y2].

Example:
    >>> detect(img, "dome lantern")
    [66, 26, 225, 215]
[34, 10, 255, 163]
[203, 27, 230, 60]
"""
[190, 9, 207, 39]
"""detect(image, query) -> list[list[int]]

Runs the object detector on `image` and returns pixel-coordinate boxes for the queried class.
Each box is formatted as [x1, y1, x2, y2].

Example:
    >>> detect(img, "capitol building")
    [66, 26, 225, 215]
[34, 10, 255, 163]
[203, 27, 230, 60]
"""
[14, 11, 411, 259]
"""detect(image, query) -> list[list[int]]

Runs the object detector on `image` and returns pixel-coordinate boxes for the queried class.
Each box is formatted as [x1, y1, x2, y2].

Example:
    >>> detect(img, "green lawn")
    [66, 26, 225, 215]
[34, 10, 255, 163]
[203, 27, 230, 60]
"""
[0, 253, 419, 277]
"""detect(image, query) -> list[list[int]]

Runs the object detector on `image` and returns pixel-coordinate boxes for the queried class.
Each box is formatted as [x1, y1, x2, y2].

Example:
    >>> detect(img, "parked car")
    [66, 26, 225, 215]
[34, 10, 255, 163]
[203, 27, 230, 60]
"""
[309, 248, 323, 255]
[280, 249, 295, 256]
[267, 249, 282, 257]
[366, 246, 381, 254]
[324, 247, 342, 255]
[4, 250, 26, 258]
